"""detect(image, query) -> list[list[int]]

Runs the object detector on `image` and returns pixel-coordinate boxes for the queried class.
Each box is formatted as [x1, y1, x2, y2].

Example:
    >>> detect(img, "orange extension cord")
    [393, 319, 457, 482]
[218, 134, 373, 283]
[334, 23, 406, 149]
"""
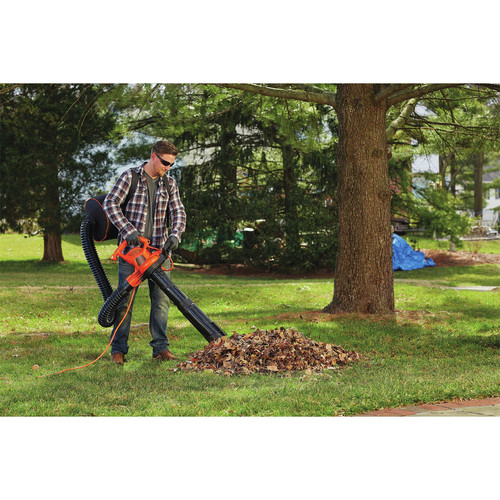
[39, 255, 174, 378]
[39, 286, 138, 377]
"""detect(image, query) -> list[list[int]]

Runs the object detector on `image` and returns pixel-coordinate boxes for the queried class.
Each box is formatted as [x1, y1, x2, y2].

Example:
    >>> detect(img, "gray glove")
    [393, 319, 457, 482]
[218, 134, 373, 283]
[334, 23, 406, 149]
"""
[126, 230, 141, 247]
[163, 234, 179, 253]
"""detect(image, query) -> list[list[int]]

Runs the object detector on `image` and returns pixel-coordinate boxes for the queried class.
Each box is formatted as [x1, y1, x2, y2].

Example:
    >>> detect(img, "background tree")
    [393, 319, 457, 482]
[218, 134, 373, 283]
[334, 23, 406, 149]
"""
[0, 84, 118, 261]
[391, 87, 500, 244]
[413, 88, 500, 201]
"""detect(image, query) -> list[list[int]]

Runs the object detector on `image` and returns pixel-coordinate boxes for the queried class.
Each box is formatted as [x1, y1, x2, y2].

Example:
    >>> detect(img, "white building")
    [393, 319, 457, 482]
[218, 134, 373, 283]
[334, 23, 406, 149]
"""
[483, 170, 500, 228]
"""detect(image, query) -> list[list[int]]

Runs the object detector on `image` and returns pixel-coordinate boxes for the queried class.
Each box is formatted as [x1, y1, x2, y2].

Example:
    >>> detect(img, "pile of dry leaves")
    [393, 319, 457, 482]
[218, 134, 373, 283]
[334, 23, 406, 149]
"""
[176, 327, 361, 375]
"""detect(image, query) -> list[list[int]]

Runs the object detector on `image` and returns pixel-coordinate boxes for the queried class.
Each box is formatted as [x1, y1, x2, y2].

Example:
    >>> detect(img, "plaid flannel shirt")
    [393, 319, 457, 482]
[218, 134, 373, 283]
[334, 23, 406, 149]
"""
[103, 163, 186, 251]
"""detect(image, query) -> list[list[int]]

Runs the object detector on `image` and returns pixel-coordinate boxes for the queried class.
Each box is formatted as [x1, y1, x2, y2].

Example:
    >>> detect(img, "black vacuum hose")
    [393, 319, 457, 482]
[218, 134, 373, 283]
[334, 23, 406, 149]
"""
[81, 215, 134, 328]
[80, 216, 113, 302]
[98, 282, 134, 328]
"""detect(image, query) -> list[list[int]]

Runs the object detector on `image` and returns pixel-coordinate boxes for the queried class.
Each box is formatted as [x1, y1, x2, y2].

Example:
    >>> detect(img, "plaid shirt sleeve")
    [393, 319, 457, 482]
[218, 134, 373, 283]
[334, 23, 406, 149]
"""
[166, 176, 186, 242]
[103, 169, 138, 240]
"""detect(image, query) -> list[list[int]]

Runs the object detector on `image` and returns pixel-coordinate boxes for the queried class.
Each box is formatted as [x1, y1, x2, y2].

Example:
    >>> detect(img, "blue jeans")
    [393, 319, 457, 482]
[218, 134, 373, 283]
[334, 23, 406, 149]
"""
[110, 258, 170, 356]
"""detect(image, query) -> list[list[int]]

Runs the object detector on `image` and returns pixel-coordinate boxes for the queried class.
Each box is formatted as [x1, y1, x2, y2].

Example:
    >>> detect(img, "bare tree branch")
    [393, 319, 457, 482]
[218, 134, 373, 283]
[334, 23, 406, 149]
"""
[219, 83, 500, 113]
[386, 98, 418, 140]
[219, 83, 337, 108]
[375, 84, 416, 102]
[287, 83, 335, 95]
[412, 117, 500, 131]
[387, 84, 463, 107]
[402, 125, 500, 142]
[0, 84, 22, 95]
[471, 83, 500, 92]
[440, 89, 456, 124]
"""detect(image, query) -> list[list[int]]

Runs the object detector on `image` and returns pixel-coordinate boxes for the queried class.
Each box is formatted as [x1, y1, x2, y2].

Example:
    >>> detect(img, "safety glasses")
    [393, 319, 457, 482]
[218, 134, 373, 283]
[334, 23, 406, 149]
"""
[155, 153, 174, 168]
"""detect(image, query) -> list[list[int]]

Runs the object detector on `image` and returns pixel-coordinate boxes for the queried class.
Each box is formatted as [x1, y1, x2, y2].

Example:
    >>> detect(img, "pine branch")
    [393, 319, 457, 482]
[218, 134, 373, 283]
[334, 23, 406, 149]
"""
[126, 115, 161, 131]
[404, 125, 500, 140]
[219, 84, 337, 108]
[412, 118, 500, 132]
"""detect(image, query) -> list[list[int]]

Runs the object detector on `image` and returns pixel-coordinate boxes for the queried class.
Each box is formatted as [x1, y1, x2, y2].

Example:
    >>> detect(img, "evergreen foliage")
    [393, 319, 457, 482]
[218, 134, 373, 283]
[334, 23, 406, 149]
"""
[0, 84, 119, 260]
[114, 85, 339, 271]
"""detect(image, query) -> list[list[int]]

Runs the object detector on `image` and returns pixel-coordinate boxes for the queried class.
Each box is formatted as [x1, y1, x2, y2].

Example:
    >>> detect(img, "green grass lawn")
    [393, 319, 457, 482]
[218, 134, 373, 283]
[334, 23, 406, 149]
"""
[0, 233, 499, 416]
[403, 235, 500, 254]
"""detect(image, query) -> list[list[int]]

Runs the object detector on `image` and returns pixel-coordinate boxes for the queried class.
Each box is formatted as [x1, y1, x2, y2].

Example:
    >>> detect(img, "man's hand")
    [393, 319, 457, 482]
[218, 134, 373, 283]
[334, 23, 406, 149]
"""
[126, 230, 141, 247]
[163, 235, 179, 253]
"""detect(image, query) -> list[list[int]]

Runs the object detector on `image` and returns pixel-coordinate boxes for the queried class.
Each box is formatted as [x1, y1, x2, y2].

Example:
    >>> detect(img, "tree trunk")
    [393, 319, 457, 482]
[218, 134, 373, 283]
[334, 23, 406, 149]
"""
[282, 144, 300, 263]
[41, 168, 65, 262]
[438, 154, 447, 189]
[449, 154, 457, 197]
[473, 152, 484, 218]
[323, 84, 394, 314]
[42, 232, 64, 262]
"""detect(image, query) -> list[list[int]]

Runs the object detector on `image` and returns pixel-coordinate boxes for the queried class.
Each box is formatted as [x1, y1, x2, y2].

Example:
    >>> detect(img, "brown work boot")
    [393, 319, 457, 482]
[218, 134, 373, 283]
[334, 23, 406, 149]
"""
[152, 349, 178, 361]
[111, 352, 125, 365]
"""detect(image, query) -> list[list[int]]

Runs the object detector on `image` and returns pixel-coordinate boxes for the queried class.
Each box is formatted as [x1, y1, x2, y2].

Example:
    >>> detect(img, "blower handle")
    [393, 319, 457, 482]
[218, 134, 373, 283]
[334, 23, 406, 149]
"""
[111, 237, 164, 287]
[111, 236, 151, 262]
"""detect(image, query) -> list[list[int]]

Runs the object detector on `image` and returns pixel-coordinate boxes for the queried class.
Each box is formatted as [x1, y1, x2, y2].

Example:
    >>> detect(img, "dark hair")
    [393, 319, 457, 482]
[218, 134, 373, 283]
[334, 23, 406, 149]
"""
[152, 140, 178, 157]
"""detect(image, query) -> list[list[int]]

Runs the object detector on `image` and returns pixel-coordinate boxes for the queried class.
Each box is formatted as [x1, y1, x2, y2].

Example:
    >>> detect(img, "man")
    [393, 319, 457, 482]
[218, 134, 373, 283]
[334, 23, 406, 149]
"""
[103, 140, 186, 365]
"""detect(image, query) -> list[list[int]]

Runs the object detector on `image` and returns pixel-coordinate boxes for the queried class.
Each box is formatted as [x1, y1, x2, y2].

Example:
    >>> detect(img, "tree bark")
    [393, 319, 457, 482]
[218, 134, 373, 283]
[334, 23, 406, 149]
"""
[438, 154, 447, 189]
[42, 232, 64, 262]
[449, 155, 457, 197]
[473, 152, 484, 218]
[323, 84, 394, 314]
[41, 167, 65, 262]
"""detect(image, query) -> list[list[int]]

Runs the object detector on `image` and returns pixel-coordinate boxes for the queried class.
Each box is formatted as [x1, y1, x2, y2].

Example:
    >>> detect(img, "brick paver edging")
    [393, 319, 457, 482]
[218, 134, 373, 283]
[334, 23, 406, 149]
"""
[359, 397, 500, 417]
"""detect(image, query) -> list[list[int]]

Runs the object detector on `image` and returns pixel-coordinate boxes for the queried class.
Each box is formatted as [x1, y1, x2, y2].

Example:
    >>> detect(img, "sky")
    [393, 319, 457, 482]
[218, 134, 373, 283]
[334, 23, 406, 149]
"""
[413, 154, 439, 173]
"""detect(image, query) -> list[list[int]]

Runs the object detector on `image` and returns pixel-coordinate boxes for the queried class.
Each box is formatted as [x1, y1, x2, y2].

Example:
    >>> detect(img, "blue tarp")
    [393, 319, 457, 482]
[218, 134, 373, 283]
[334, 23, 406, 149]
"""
[392, 234, 436, 271]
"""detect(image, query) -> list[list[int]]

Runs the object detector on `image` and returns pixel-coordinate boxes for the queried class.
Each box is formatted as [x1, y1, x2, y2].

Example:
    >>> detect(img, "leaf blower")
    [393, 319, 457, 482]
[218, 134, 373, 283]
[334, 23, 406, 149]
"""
[81, 195, 226, 343]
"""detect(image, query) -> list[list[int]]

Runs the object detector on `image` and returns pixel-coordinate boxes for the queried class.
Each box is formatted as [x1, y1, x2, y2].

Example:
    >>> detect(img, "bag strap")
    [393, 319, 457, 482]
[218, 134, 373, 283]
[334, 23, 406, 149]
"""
[121, 169, 138, 209]
[164, 174, 172, 198]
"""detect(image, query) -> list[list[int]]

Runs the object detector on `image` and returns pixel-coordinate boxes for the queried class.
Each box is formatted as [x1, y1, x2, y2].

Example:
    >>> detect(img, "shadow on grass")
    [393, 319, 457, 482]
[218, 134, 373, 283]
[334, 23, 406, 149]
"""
[435, 293, 500, 318]
[437, 333, 500, 351]
[395, 264, 500, 287]
[0, 260, 119, 279]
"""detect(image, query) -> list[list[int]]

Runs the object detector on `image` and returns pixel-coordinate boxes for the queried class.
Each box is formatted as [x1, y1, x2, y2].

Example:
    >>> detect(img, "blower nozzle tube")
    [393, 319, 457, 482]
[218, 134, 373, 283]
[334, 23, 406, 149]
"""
[150, 268, 226, 342]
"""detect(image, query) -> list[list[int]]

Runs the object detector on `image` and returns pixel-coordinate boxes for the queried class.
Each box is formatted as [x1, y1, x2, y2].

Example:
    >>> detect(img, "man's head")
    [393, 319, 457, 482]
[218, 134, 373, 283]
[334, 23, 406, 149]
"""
[150, 140, 178, 178]
[152, 140, 178, 158]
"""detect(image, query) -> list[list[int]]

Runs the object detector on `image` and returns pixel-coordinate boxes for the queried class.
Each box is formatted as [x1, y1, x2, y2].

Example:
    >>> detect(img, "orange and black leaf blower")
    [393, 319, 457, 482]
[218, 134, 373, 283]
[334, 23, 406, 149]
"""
[81, 198, 226, 343]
